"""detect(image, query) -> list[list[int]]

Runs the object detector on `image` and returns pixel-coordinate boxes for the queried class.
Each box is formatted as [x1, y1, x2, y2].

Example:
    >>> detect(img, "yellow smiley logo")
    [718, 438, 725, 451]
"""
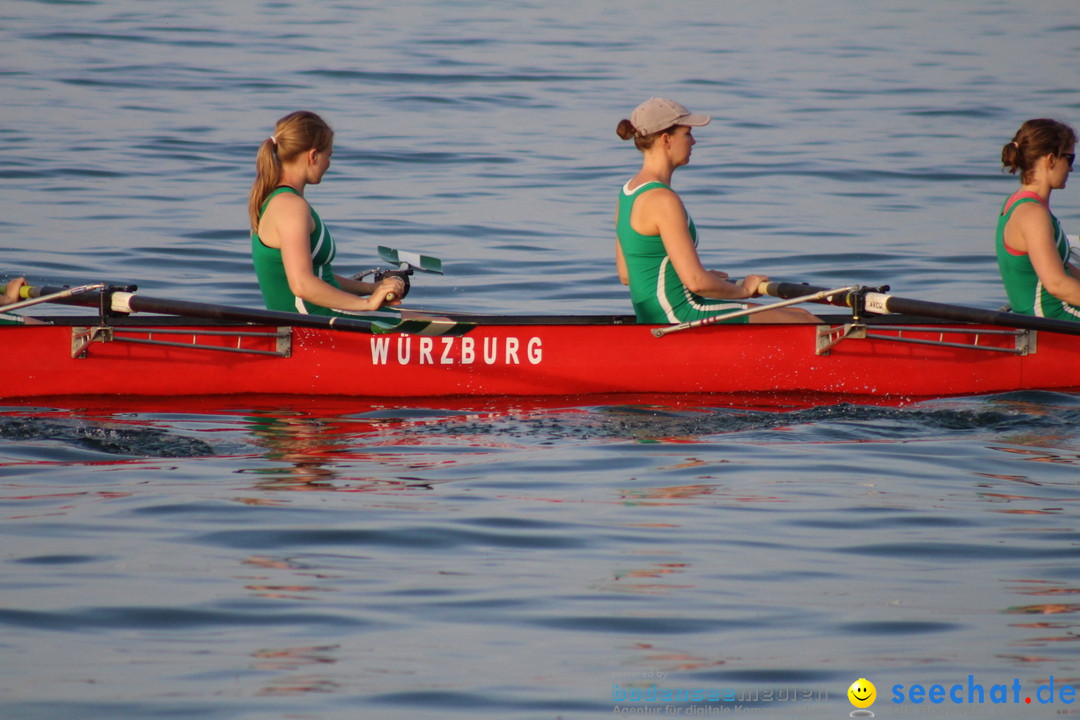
[848, 678, 876, 709]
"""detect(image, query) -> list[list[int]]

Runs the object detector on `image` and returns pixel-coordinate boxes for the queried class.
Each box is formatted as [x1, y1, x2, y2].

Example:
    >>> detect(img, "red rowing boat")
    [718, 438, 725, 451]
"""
[4, 279, 1080, 402]
[3, 304, 1079, 401]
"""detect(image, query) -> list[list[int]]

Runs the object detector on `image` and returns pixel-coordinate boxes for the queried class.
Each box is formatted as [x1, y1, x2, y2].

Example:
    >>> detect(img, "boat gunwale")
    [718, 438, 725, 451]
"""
[13, 312, 1000, 329]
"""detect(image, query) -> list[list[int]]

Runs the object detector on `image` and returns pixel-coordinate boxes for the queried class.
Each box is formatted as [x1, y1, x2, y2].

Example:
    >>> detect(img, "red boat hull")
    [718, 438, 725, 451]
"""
[3, 316, 1078, 401]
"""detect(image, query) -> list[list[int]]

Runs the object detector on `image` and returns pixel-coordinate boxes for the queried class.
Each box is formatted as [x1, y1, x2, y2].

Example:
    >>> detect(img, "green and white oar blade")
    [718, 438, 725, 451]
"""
[371, 316, 473, 337]
[378, 246, 443, 274]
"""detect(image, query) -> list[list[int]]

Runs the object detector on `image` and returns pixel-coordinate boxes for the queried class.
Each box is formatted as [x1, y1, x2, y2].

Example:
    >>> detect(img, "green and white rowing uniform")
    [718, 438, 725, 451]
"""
[996, 190, 1080, 321]
[616, 180, 748, 324]
[251, 187, 397, 320]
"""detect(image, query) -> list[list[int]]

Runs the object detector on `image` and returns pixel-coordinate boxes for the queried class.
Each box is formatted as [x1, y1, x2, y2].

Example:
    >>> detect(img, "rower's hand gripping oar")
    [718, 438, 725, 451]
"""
[651, 284, 857, 337]
[352, 246, 444, 304]
[0, 282, 107, 315]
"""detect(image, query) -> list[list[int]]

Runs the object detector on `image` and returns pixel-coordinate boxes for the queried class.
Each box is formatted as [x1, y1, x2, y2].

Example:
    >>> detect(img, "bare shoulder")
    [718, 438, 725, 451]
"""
[265, 190, 309, 214]
[1009, 200, 1053, 232]
[1010, 200, 1049, 218]
[261, 191, 311, 228]
[258, 191, 313, 249]
[637, 185, 686, 219]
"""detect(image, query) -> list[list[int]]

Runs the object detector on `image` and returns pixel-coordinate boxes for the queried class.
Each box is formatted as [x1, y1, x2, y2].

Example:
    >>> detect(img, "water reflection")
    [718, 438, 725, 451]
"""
[617, 482, 786, 507]
[241, 410, 443, 492]
[252, 644, 342, 696]
[237, 554, 339, 601]
[1005, 581, 1080, 656]
[601, 561, 693, 595]
[622, 642, 727, 674]
[990, 445, 1080, 465]
[245, 412, 359, 488]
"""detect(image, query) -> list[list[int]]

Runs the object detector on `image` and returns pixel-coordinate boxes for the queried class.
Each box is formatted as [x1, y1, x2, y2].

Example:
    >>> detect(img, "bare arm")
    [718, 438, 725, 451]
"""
[1010, 203, 1080, 305]
[615, 240, 630, 286]
[262, 194, 402, 311]
[336, 274, 399, 298]
[645, 189, 762, 299]
[613, 205, 632, 285]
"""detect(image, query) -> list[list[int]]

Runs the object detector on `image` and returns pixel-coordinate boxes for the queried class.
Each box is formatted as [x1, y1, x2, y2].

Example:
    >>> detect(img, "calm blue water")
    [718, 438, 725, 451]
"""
[3, 1, 1080, 718]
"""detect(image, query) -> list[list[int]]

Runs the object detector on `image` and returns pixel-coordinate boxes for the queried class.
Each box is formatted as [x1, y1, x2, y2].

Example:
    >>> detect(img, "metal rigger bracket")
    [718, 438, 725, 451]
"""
[71, 285, 292, 359]
[814, 285, 1033, 357]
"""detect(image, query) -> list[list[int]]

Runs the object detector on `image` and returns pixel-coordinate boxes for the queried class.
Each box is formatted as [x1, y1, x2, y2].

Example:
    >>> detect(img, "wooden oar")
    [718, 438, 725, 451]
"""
[759, 281, 1080, 337]
[5, 284, 473, 337]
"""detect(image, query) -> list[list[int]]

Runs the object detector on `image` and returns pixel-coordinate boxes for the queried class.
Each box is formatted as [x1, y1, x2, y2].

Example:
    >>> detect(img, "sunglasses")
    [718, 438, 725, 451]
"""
[1061, 153, 1076, 169]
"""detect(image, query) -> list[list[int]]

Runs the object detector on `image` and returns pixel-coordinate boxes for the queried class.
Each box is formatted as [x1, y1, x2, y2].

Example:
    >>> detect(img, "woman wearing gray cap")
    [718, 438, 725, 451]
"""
[615, 98, 815, 325]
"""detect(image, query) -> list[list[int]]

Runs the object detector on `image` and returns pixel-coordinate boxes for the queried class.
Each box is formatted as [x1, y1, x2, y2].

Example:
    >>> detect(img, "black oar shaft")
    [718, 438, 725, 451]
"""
[119, 293, 380, 333]
[24, 285, 381, 333]
[762, 281, 1080, 337]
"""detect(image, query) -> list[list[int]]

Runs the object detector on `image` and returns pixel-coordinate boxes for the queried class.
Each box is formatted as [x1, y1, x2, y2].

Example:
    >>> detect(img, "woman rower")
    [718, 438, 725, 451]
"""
[996, 118, 1079, 320]
[249, 111, 404, 317]
[614, 98, 817, 325]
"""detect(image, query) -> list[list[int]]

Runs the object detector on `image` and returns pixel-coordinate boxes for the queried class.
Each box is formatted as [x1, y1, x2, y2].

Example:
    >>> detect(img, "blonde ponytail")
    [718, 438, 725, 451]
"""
[248, 111, 334, 233]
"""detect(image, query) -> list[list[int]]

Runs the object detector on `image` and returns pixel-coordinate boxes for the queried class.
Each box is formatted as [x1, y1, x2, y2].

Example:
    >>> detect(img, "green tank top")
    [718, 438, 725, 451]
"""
[616, 180, 748, 324]
[251, 187, 341, 316]
[995, 191, 1079, 320]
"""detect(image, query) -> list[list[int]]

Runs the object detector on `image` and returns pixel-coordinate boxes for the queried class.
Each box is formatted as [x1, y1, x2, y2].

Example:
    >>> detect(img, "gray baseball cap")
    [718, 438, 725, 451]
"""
[630, 98, 711, 136]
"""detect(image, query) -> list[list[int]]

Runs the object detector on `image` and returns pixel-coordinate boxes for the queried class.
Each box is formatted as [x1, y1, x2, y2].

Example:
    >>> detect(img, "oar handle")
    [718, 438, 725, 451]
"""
[0, 280, 36, 297]
[375, 268, 411, 305]
[758, 281, 860, 308]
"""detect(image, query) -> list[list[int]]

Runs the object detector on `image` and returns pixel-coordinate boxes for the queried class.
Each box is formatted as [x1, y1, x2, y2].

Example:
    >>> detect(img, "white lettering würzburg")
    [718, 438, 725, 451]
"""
[370, 336, 543, 366]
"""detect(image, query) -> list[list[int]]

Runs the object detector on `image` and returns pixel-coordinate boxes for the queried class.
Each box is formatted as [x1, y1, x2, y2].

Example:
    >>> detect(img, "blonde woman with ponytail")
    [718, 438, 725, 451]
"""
[250, 111, 403, 316]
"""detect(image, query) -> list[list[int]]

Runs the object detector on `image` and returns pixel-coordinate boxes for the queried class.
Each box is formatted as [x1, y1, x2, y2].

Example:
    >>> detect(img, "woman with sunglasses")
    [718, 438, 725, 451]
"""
[997, 118, 1079, 320]
[614, 98, 816, 325]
